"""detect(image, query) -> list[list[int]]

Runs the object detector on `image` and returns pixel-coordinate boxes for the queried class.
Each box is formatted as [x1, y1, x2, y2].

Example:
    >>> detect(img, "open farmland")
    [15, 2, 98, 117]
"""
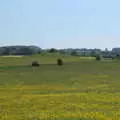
[0, 54, 120, 120]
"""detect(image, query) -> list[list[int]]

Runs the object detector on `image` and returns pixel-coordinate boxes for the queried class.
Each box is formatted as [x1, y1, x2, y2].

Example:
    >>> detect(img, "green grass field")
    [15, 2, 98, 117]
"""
[0, 54, 120, 120]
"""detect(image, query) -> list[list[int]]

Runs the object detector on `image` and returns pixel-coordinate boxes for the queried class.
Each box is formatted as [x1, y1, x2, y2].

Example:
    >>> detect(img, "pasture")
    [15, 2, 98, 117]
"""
[0, 54, 120, 120]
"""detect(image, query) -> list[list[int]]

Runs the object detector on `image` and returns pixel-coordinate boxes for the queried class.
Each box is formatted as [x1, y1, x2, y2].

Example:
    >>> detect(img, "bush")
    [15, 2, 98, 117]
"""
[57, 59, 63, 66]
[96, 55, 102, 61]
[32, 61, 40, 67]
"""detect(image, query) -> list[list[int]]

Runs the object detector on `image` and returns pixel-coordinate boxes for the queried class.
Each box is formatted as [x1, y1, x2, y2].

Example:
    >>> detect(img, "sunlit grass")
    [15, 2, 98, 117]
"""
[0, 54, 120, 120]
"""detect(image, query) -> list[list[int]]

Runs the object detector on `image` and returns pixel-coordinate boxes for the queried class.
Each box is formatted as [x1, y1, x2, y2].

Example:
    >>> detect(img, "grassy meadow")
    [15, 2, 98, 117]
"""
[0, 54, 120, 120]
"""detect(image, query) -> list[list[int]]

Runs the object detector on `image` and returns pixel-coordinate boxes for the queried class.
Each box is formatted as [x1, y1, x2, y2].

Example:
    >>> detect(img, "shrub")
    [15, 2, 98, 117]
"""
[57, 59, 63, 66]
[32, 61, 40, 67]
[96, 54, 102, 61]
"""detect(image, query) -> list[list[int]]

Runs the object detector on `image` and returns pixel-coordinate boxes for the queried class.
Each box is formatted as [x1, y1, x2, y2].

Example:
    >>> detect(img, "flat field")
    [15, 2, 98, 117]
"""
[0, 54, 120, 120]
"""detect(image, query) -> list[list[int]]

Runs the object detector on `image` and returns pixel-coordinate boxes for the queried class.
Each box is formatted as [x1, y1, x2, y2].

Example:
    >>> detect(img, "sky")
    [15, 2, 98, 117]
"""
[0, 0, 120, 49]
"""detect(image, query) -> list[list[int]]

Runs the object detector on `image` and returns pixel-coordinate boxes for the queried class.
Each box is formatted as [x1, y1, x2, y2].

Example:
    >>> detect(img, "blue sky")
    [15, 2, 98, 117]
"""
[0, 0, 120, 49]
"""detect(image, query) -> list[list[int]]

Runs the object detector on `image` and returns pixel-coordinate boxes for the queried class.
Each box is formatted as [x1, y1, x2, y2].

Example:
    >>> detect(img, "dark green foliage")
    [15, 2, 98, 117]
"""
[115, 54, 120, 60]
[71, 51, 77, 56]
[49, 48, 57, 53]
[0, 46, 42, 55]
[32, 61, 40, 67]
[57, 58, 63, 66]
[96, 54, 102, 61]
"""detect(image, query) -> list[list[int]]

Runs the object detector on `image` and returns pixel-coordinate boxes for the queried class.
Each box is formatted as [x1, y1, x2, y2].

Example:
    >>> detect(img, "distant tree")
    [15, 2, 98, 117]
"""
[57, 59, 63, 66]
[2, 47, 10, 55]
[0, 46, 42, 56]
[90, 51, 97, 57]
[115, 54, 120, 60]
[71, 51, 77, 56]
[96, 54, 102, 61]
[49, 48, 57, 53]
[59, 50, 66, 54]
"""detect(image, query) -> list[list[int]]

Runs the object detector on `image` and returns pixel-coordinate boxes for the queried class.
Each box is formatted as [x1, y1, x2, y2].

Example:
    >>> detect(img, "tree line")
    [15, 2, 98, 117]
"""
[0, 46, 120, 59]
[0, 46, 42, 55]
